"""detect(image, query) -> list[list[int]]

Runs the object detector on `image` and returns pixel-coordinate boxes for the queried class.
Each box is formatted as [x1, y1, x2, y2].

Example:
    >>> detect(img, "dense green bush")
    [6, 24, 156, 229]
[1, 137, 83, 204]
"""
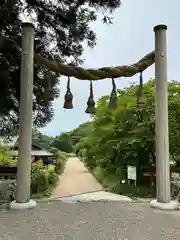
[108, 182, 156, 198]
[50, 133, 73, 153]
[31, 161, 58, 196]
[93, 165, 155, 198]
[0, 147, 15, 166]
[93, 166, 120, 188]
[54, 150, 68, 174]
[0, 147, 68, 197]
[109, 181, 155, 199]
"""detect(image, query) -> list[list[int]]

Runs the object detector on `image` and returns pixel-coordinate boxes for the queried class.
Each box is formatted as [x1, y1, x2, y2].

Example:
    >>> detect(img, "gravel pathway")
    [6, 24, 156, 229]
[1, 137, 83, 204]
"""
[51, 157, 103, 198]
[0, 201, 180, 239]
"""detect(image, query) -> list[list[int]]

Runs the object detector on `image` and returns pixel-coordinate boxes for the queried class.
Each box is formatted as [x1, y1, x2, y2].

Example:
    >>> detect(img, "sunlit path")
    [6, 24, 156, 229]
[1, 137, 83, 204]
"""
[51, 157, 103, 198]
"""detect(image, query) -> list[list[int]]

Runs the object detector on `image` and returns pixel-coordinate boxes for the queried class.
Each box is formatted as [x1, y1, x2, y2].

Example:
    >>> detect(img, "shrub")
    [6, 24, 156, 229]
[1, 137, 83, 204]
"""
[46, 165, 58, 185]
[93, 166, 121, 188]
[0, 180, 16, 205]
[55, 158, 65, 174]
[0, 147, 15, 166]
[54, 150, 67, 160]
[31, 161, 58, 196]
[0, 157, 16, 166]
[0, 149, 64, 198]
[93, 165, 155, 199]
[108, 182, 156, 198]
[54, 151, 67, 174]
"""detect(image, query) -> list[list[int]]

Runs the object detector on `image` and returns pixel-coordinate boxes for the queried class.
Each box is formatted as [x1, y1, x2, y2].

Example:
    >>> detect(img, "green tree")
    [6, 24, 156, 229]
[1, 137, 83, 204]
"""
[32, 129, 53, 150]
[50, 133, 73, 153]
[75, 80, 180, 172]
[69, 122, 91, 146]
[0, 0, 121, 136]
[168, 81, 180, 164]
[72, 80, 180, 197]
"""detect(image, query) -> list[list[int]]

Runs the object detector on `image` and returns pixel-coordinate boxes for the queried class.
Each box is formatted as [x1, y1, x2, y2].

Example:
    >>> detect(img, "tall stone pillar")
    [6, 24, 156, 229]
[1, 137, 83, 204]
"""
[10, 22, 36, 210]
[150, 24, 178, 210]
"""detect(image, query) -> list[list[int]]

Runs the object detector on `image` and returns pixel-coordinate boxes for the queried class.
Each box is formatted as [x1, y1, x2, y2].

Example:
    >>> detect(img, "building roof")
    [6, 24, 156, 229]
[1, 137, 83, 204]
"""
[1, 136, 54, 156]
[11, 150, 53, 156]
[0, 136, 17, 147]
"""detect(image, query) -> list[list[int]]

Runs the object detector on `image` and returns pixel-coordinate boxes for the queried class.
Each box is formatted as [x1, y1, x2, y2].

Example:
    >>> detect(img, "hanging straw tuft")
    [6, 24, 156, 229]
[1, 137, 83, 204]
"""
[85, 80, 96, 114]
[108, 78, 118, 110]
[63, 77, 73, 109]
[136, 71, 145, 106]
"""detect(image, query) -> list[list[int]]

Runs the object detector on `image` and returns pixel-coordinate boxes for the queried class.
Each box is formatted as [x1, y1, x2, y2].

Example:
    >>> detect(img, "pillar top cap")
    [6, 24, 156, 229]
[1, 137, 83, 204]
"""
[22, 22, 34, 28]
[154, 24, 167, 31]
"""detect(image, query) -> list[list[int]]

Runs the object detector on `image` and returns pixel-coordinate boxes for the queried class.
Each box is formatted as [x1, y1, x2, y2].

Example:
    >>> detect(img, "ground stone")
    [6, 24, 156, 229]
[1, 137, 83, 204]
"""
[0, 201, 180, 239]
[58, 190, 132, 203]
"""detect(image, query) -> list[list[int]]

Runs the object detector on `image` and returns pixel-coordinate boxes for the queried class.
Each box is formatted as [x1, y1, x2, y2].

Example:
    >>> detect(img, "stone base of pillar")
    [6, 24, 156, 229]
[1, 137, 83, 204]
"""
[150, 199, 179, 211]
[9, 199, 37, 210]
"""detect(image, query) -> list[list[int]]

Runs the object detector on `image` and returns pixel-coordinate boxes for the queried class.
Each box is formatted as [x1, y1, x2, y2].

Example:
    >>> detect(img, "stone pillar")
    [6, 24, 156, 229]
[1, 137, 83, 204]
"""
[10, 22, 36, 210]
[150, 25, 178, 210]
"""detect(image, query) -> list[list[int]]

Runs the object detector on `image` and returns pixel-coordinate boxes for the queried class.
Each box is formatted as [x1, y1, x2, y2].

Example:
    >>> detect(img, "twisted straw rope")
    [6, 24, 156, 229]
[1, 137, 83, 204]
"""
[0, 34, 155, 80]
[35, 51, 155, 80]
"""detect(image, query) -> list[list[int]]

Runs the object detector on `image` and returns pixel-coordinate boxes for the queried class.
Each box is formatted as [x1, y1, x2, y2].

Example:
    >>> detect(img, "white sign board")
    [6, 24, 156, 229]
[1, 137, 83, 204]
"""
[127, 166, 137, 180]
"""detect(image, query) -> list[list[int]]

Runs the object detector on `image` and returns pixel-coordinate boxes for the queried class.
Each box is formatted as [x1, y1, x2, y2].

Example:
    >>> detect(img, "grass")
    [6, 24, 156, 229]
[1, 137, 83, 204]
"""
[92, 165, 155, 199]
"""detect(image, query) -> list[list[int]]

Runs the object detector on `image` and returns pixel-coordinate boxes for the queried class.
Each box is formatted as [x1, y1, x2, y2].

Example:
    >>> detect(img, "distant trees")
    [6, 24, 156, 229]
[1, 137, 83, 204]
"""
[72, 80, 180, 170]
[49, 133, 73, 153]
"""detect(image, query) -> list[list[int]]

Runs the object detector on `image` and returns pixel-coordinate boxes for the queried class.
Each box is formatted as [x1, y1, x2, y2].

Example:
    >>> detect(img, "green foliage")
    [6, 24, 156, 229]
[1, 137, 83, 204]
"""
[93, 166, 121, 187]
[71, 80, 180, 197]
[32, 129, 53, 150]
[93, 166, 155, 198]
[0, 146, 68, 197]
[54, 151, 68, 174]
[109, 183, 156, 198]
[0, 0, 121, 137]
[50, 133, 73, 153]
[31, 161, 58, 196]
[0, 146, 15, 166]
[31, 129, 74, 154]
[69, 122, 91, 146]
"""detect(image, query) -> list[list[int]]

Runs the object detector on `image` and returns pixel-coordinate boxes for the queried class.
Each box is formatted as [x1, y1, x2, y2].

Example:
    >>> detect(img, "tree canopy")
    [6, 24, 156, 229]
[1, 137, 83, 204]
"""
[0, 0, 121, 136]
[73, 80, 180, 172]
[31, 129, 73, 153]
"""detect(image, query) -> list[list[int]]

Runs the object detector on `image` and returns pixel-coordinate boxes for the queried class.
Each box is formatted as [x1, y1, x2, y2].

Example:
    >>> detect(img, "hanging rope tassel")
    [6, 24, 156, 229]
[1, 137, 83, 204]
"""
[63, 77, 73, 109]
[136, 71, 145, 106]
[108, 77, 118, 110]
[85, 80, 96, 114]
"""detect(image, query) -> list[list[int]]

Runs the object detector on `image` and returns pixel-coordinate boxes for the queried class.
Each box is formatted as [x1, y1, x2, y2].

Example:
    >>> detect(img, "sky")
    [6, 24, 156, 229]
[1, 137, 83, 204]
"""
[40, 0, 180, 136]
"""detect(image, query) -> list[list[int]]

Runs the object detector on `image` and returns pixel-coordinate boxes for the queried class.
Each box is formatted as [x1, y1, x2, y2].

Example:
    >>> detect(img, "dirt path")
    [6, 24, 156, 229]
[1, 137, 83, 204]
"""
[51, 157, 103, 198]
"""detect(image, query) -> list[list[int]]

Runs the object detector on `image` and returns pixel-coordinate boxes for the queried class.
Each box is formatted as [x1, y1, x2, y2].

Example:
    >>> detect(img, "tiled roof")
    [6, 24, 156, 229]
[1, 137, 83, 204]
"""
[10, 150, 53, 156]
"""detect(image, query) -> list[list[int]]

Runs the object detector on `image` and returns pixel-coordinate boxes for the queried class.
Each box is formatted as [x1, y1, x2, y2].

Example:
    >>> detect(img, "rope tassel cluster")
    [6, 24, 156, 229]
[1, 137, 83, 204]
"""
[63, 70, 146, 113]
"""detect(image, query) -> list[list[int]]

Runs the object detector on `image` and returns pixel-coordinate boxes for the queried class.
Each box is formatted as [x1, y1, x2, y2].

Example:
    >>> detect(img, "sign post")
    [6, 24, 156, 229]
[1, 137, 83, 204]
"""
[127, 166, 137, 186]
